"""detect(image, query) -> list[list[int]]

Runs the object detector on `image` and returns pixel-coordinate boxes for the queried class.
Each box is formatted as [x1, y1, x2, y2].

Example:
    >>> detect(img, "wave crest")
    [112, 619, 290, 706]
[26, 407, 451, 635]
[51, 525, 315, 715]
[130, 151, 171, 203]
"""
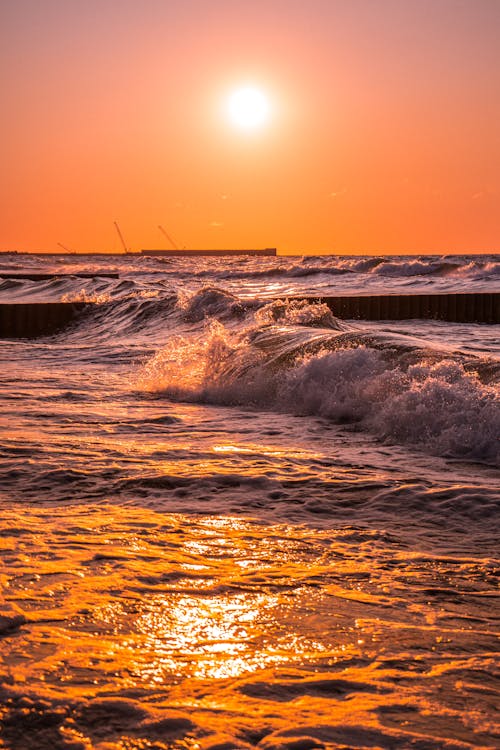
[139, 322, 500, 465]
[176, 287, 251, 322]
[255, 299, 345, 329]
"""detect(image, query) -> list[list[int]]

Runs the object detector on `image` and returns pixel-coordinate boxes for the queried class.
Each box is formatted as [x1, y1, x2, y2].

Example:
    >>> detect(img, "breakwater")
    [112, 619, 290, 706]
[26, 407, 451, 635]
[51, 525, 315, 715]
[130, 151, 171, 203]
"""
[296, 292, 499, 324]
[0, 293, 498, 338]
[0, 273, 119, 280]
[0, 302, 87, 338]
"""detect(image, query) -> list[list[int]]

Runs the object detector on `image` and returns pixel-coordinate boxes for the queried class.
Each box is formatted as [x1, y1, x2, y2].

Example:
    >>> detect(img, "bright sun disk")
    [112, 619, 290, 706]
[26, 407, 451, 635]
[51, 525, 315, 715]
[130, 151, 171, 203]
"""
[228, 87, 270, 130]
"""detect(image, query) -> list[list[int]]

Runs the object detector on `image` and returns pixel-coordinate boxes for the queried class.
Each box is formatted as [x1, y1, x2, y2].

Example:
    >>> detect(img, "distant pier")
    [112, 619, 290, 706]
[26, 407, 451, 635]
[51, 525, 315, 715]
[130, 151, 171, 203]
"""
[0, 292, 498, 338]
[141, 248, 277, 257]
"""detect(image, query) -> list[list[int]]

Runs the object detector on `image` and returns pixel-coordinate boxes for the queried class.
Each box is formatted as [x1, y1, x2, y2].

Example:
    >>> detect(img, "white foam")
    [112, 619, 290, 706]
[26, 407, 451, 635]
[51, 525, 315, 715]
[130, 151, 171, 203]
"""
[283, 351, 500, 463]
[140, 319, 500, 465]
[255, 298, 345, 329]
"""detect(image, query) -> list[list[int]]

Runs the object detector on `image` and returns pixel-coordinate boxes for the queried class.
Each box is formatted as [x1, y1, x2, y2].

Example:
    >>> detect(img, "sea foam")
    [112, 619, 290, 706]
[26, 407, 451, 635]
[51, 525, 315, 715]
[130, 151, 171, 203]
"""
[140, 306, 500, 465]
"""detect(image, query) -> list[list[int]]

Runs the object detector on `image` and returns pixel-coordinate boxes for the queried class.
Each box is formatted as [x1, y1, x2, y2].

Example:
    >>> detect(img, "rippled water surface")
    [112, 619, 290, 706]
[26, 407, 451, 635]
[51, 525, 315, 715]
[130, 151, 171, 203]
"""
[0, 253, 499, 749]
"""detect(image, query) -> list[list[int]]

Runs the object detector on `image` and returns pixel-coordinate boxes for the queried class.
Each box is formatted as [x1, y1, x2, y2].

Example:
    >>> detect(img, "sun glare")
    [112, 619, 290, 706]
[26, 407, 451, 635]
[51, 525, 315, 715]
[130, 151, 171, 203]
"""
[227, 87, 270, 130]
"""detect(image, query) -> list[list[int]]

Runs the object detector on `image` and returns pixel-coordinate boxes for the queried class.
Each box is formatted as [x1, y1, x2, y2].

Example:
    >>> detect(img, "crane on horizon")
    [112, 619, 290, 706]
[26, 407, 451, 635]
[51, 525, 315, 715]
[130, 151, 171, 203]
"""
[158, 225, 179, 251]
[57, 242, 75, 254]
[114, 222, 131, 254]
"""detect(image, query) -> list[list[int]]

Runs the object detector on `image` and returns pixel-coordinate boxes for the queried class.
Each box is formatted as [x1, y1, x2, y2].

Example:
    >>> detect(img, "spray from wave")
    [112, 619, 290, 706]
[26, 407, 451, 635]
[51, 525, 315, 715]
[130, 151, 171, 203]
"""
[138, 298, 500, 465]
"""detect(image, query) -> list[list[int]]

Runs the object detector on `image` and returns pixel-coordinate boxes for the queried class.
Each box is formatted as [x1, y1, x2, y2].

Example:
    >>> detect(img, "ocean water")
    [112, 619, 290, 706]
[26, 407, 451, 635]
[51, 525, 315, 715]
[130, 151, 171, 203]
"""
[0, 253, 499, 750]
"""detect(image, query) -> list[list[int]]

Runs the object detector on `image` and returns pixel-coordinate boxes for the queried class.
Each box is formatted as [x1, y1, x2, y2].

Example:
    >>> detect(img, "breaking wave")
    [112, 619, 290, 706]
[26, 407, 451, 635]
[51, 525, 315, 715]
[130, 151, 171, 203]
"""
[139, 307, 500, 465]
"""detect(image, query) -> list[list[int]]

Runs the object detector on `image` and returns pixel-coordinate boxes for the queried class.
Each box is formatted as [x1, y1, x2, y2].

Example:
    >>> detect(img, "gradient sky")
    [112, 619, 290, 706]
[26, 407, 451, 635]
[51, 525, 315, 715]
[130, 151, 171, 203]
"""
[1, 0, 499, 254]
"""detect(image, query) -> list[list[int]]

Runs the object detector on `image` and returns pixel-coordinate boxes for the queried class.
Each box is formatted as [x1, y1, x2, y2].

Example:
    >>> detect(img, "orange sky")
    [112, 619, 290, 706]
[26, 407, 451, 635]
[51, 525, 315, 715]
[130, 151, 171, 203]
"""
[1, 0, 499, 254]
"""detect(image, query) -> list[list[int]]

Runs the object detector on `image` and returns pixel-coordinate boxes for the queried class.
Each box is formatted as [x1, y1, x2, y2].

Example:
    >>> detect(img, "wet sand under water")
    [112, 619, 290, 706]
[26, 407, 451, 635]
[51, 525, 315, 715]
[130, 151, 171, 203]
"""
[1, 502, 498, 750]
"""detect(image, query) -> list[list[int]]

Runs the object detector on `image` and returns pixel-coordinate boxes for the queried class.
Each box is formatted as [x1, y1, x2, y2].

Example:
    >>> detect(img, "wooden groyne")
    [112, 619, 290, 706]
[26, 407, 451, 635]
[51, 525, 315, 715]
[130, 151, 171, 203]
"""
[296, 292, 499, 324]
[0, 293, 498, 338]
[0, 273, 119, 280]
[0, 302, 87, 338]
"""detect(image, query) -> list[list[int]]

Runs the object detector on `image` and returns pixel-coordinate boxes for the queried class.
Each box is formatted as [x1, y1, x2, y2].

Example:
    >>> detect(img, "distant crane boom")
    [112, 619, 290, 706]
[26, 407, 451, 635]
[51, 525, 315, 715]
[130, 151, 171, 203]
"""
[57, 242, 72, 253]
[158, 225, 178, 251]
[114, 221, 129, 253]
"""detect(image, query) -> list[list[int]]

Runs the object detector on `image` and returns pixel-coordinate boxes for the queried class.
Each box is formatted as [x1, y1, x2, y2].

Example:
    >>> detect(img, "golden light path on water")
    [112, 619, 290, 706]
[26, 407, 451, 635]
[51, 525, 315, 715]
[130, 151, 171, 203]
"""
[1, 510, 336, 690]
[1, 498, 499, 749]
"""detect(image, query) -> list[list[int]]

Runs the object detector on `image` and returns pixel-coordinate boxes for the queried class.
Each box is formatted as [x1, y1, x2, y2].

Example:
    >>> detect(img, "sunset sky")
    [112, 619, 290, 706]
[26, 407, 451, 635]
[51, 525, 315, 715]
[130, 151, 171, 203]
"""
[1, 0, 499, 255]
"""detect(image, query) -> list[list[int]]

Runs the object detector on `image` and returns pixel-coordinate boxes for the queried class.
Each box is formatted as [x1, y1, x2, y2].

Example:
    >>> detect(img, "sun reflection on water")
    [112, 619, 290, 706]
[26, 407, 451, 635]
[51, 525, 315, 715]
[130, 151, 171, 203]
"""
[1, 498, 498, 746]
[132, 590, 323, 680]
[212, 443, 319, 459]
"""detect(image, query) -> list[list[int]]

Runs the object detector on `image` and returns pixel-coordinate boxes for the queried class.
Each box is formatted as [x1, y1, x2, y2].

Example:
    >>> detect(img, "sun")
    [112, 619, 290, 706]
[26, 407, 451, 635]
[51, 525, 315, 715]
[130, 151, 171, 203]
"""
[227, 87, 270, 130]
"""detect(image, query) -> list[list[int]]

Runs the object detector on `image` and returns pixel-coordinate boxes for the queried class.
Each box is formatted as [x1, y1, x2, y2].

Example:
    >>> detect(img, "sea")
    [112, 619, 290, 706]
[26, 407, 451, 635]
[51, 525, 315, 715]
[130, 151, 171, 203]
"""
[0, 252, 499, 750]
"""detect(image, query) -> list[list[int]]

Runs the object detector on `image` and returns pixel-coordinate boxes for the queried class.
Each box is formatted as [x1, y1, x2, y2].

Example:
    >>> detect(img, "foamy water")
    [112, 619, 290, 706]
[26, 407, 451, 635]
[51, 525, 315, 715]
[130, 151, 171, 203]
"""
[0, 253, 499, 749]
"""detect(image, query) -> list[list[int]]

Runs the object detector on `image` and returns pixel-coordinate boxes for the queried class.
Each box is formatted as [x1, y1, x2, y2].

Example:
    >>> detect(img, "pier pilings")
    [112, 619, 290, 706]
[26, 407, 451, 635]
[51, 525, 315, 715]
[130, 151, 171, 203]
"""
[0, 302, 88, 338]
[0, 273, 119, 280]
[0, 293, 498, 338]
[295, 292, 499, 324]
